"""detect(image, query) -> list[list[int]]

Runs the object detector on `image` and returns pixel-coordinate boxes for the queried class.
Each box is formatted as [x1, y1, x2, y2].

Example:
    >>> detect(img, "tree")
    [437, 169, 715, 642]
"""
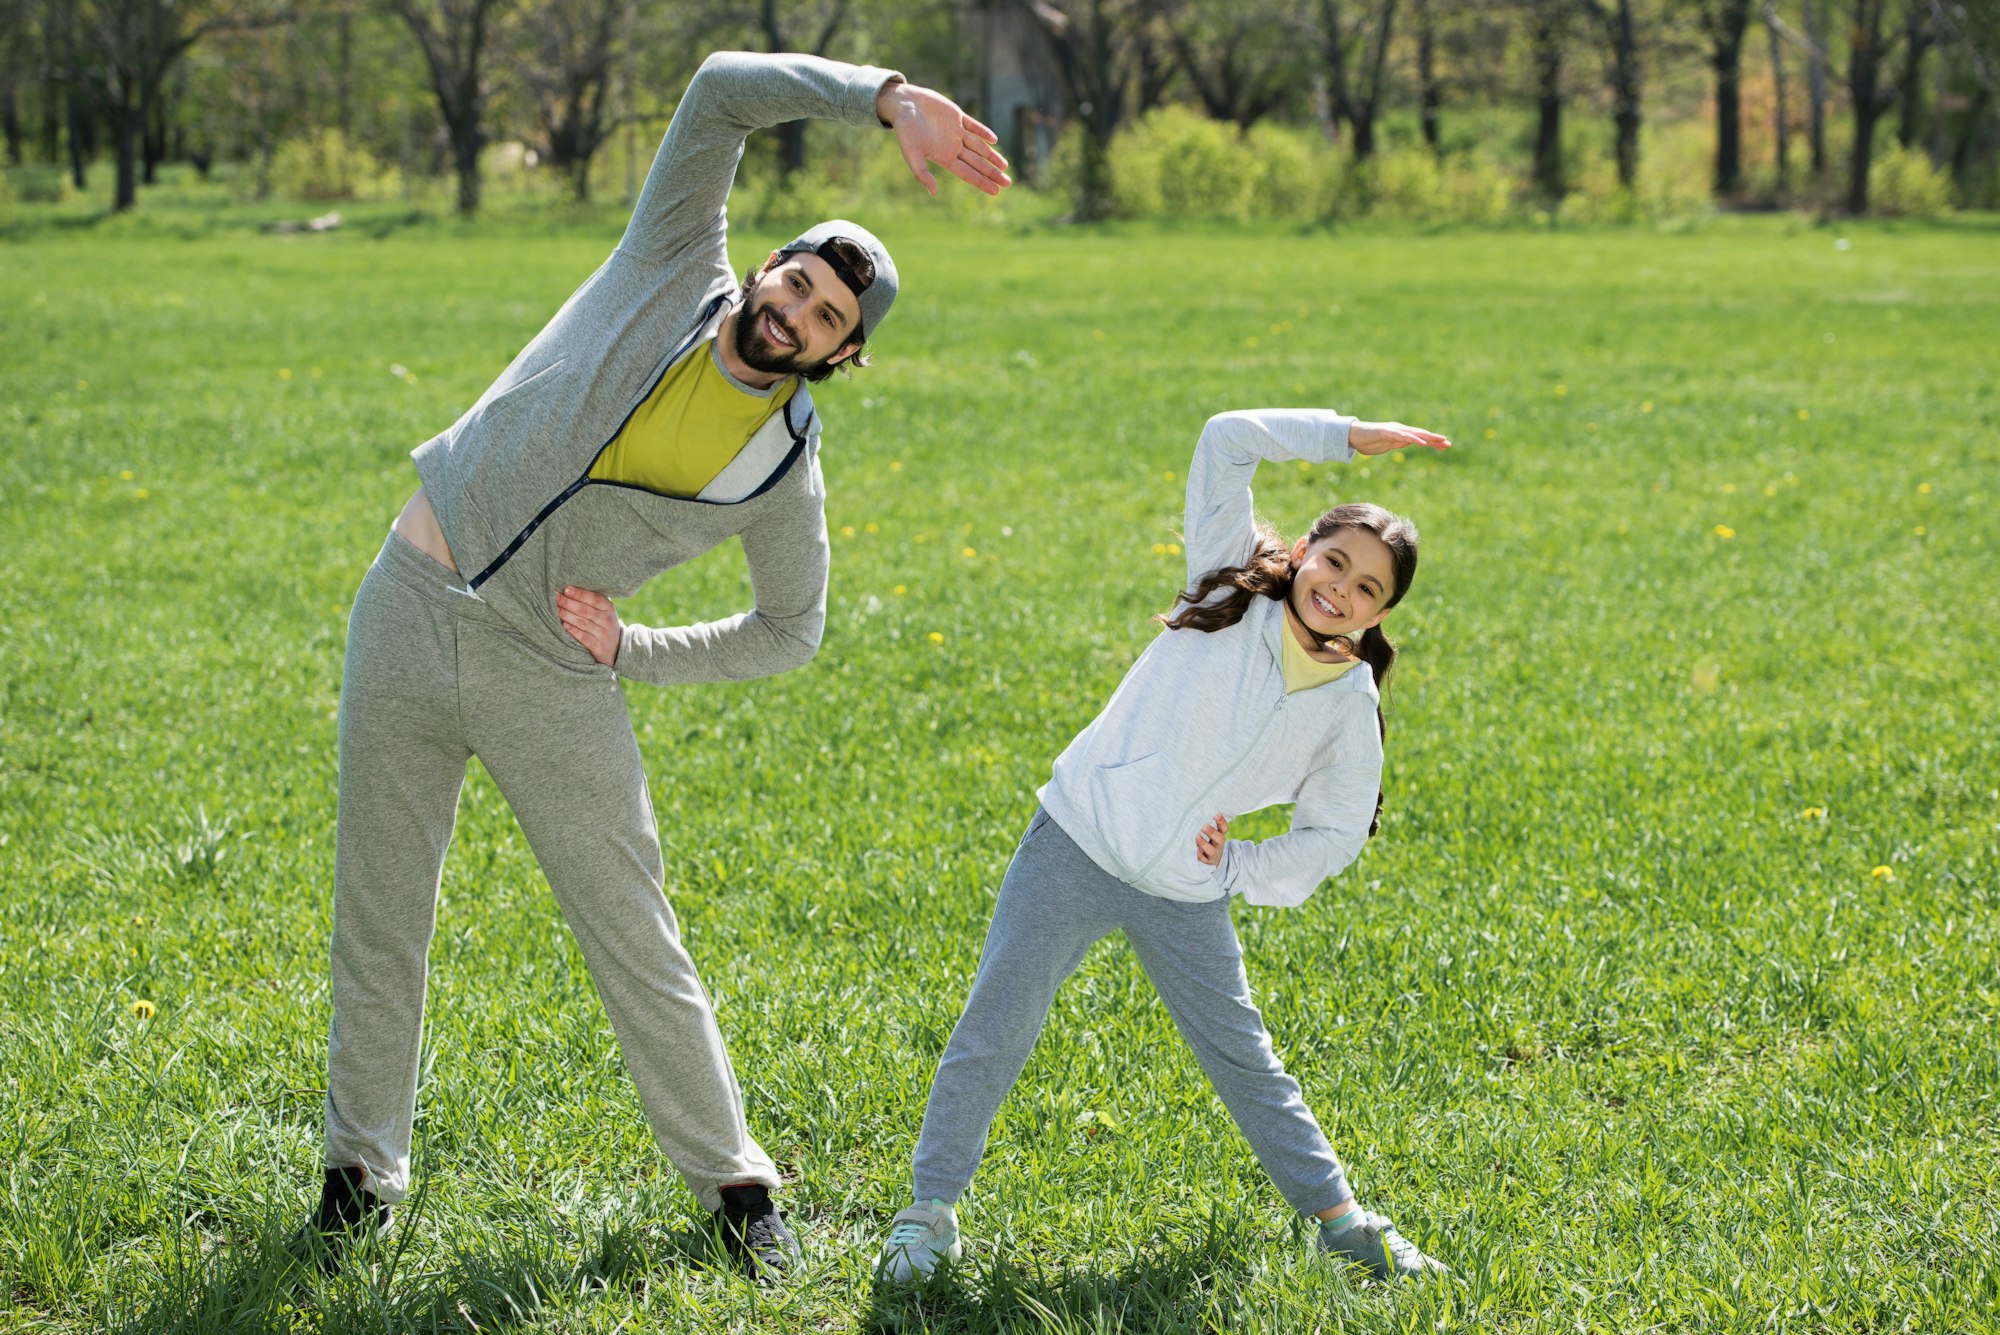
[1527, 0, 1570, 198]
[1844, 0, 1906, 212]
[1693, 0, 1755, 194]
[515, 0, 619, 199]
[388, 0, 511, 215]
[1021, 0, 1149, 218]
[1157, 0, 1294, 131]
[1309, 0, 1401, 158]
[1764, 0, 1791, 191]
[63, 0, 283, 210]
[1576, 0, 1643, 189]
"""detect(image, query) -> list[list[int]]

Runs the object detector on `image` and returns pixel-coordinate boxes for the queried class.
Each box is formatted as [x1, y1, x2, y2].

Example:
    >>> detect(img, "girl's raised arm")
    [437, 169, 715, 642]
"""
[1181, 410, 1356, 589]
[1182, 411, 1451, 590]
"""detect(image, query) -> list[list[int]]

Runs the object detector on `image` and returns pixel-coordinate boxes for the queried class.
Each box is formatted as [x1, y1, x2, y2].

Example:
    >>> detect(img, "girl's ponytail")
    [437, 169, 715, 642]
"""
[1352, 623, 1397, 838]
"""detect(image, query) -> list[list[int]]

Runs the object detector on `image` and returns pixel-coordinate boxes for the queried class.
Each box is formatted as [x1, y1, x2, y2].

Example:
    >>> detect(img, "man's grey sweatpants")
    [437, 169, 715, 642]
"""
[324, 530, 779, 1211]
[911, 809, 1353, 1215]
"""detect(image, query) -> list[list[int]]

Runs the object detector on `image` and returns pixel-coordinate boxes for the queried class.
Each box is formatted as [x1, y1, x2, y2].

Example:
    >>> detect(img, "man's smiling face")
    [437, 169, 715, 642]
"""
[731, 252, 864, 375]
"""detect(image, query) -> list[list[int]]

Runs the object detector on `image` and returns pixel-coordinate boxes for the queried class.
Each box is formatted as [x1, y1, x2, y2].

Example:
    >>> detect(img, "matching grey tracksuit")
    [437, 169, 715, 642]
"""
[323, 51, 902, 1211]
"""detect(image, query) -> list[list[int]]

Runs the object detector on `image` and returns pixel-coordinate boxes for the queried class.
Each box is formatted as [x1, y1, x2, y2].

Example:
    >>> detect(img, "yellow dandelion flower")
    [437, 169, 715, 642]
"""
[1713, 525, 1736, 539]
[865, 523, 879, 534]
[130, 1000, 155, 1020]
[1245, 336, 1259, 348]
[1918, 482, 1932, 494]
[1870, 864, 1894, 880]
[1167, 543, 1181, 556]
[893, 585, 906, 595]
[279, 368, 292, 380]
[1914, 526, 1927, 536]
[311, 366, 323, 377]
[77, 380, 89, 391]
[1093, 329, 1106, 341]
[1484, 428, 1497, 440]
[1554, 384, 1568, 397]
[1641, 401, 1653, 413]
[135, 488, 150, 499]
[1764, 485, 1777, 496]
[962, 547, 976, 558]
[120, 470, 134, 481]
[890, 461, 903, 473]
[1796, 409, 1810, 421]
[1152, 543, 1167, 555]
[913, 533, 927, 544]
[1163, 471, 1176, 482]
[1722, 483, 1738, 495]
[1296, 461, 1310, 472]
[840, 525, 855, 538]
[927, 631, 944, 644]
[1799, 807, 1827, 820]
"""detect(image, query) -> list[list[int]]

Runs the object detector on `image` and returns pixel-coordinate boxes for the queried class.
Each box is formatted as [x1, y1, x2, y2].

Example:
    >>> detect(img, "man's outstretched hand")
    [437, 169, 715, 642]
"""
[876, 81, 1012, 197]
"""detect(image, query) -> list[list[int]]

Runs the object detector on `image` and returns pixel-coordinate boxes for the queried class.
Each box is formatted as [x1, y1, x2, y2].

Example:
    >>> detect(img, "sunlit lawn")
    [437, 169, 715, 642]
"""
[2, 198, 1996, 1332]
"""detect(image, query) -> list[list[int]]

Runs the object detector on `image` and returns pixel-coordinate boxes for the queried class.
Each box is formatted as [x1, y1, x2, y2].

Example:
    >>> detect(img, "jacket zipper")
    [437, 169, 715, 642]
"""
[467, 294, 728, 591]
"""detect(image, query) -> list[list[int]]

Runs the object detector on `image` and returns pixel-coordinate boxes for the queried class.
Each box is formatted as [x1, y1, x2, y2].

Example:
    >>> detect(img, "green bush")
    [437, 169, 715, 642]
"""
[270, 129, 395, 202]
[1110, 106, 1259, 221]
[1870, 142, 1956, 217]
[9, 168, 69, 205]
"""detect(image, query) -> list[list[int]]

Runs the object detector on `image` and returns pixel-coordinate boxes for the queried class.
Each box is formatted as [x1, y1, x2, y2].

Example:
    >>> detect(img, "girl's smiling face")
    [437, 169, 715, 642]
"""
[1288, 527, 1399, 640]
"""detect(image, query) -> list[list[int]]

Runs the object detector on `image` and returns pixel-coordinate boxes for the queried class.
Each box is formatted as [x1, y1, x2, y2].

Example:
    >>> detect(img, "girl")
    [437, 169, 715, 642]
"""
[876, 408, 1449, 1283]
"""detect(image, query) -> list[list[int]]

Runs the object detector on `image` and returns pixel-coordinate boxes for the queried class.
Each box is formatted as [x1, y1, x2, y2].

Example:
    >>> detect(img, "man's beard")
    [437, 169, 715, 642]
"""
[731, 274, 818, 376]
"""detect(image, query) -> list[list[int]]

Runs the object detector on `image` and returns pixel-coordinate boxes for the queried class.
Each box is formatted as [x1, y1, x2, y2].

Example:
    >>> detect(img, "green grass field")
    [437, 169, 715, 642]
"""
[3, 203, 1997, 1333]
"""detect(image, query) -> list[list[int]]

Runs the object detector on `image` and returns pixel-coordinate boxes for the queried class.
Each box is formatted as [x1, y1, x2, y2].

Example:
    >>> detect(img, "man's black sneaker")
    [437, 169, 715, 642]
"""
[287, 1165, 392, 1277]
[713, 1183, 802, 1282]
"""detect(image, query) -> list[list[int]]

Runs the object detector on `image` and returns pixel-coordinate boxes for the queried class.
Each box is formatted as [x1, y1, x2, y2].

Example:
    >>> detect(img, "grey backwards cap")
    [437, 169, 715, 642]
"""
[777, 219, 897, 342]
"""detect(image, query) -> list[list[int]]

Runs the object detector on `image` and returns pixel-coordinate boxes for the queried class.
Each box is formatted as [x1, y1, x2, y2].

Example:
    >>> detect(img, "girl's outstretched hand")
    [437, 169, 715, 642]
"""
[1350, 420, 1451, 456]
[1195, 813, 1230, 867]
[558, 586, 622, 666]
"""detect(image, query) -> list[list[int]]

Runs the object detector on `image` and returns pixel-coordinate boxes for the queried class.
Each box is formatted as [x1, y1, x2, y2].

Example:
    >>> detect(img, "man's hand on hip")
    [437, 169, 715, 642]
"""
[558, 586, 622, 666]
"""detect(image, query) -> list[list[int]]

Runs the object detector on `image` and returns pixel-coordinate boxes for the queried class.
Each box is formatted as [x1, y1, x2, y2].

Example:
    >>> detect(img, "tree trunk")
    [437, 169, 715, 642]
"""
[1532, 1, 1565, 200]
[777, 119, 806, 177]
[337, 9, 353, 138]
[65, 89, 88, 187]
[2, 86, 21, 166]
[1803, 0, 1827, 174]
[1708, 0, 1751, 196]
[1845, 0, 1887, 214]
[142, 87, 163, 184]
[1415, 0, 1440, 154]
[109, 101, 138, 210]
[1608, 0, 1641, 190]
[1765, 0, 1789, 192]
[1895, 3, 1930, 149]
[452, 120, 480, 214]
[1077, 116, 1112, 220]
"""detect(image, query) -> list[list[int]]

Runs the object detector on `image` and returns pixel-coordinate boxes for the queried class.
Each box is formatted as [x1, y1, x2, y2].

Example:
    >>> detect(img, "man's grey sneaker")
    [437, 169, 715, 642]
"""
[287, 1165, 392, 1277]
[1315, 1209, 1447, 1281]
[875, 1199, 962, 1282]
[714, 1183, 803, 1282]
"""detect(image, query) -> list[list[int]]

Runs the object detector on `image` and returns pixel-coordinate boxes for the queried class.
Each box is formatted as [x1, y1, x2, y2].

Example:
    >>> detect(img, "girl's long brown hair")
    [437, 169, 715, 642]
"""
[1160, 503, 1419, 837]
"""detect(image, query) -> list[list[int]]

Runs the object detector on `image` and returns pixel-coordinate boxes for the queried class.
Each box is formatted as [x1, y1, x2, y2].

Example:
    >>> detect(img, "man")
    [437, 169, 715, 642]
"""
[295, 50, 1009, 1282]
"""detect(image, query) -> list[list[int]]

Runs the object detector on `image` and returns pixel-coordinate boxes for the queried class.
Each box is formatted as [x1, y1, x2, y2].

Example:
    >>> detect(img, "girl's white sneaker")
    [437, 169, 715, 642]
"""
[874, 1199, 962, 1282]
[1315, 1209, 1448, 1281]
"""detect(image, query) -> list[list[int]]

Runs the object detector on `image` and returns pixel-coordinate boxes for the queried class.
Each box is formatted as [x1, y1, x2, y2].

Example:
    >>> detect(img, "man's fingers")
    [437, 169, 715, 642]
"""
[959, 111, 1001, 144]
[956, 149, 1011, 191]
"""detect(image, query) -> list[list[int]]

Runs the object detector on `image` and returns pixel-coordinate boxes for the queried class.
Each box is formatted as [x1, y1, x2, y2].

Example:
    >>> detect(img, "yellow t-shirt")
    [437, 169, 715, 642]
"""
[589, 339, 797, 497]
[1281, 624, 1361, 694]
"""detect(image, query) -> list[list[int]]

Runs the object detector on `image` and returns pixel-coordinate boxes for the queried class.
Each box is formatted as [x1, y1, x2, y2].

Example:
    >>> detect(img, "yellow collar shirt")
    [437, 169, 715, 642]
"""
[589, 338, 798, 498]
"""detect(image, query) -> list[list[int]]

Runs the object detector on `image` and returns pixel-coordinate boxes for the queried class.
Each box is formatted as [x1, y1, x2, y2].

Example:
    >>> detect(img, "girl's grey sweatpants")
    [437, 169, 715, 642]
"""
[323, 530, 779, 1212]
[911, 808, 1352, 1215]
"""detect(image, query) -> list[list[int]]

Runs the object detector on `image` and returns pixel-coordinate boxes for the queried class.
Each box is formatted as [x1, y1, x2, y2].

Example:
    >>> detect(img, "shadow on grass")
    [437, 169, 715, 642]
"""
[111, 1214, 729, 1334]
[861, 1233, 1254, 1335]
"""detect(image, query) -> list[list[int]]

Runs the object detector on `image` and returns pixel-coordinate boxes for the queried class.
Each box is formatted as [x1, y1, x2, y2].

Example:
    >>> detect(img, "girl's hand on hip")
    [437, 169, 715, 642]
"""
[1350, 420, 1451, 456]
[1195, 813, 1230, 867]
[558, 586, 621, 666]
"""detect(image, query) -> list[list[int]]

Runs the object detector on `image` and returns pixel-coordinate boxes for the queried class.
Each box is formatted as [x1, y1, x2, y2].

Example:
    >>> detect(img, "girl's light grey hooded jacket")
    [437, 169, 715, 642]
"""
[1037, 410, 1385, 909]
[408, 51, 901, 685]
